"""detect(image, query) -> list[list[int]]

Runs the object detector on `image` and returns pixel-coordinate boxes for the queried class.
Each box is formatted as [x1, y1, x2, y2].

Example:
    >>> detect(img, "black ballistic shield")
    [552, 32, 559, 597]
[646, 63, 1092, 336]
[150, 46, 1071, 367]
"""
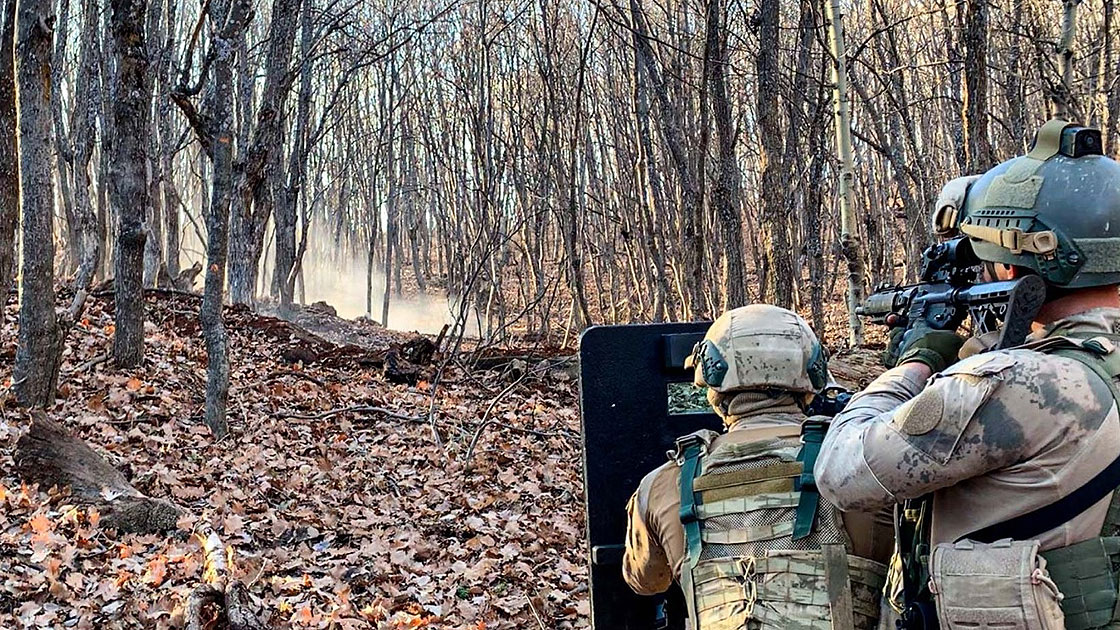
[579, 323, 721, 630]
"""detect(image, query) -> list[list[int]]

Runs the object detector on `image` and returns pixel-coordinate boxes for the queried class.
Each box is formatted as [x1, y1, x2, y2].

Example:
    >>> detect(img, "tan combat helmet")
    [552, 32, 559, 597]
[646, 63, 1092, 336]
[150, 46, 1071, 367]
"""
[685, 304, 828, 395]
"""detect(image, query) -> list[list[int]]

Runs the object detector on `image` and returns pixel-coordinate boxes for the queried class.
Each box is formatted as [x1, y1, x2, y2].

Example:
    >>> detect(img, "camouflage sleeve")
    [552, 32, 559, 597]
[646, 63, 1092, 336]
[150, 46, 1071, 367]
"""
[622, 489, 673, 595]
[814, 362, 931, 512]
[817, 352, 1032, 512]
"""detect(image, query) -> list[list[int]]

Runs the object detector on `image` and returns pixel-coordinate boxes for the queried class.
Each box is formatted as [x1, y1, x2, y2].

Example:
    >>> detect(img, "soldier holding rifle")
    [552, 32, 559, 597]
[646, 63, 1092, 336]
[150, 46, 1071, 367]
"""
[817, 120, 1120, 630]
[623, 305, 894, 629]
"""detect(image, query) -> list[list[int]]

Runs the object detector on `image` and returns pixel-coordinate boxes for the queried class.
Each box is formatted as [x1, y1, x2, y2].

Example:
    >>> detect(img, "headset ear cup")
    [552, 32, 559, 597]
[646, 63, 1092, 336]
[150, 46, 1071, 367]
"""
[697, 340, 728, 388]
[807, 343, 829, 390]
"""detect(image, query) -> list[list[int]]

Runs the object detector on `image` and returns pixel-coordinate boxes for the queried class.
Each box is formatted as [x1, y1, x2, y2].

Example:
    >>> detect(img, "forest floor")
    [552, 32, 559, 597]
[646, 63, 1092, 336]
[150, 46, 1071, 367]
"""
[0, 290, 587, 629]
[0, 290, 885, 630]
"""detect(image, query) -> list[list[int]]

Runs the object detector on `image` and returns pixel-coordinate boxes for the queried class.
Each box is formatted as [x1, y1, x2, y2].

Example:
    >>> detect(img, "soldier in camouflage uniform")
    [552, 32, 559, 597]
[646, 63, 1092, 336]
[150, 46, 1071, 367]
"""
[624, 304, 894, 629]
[816, 120, 1120, 630]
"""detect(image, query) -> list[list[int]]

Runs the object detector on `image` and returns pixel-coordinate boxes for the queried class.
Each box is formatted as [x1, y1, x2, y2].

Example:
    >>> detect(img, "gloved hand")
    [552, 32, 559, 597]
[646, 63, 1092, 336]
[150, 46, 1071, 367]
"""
[888, 324, 966, 373]
[882, 327, 906, 368]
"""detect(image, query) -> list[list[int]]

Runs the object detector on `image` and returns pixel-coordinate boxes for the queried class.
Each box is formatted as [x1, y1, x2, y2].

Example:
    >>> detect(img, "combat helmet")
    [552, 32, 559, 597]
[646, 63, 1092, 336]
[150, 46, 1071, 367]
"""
[933, 119, 1120, 288]
[685, 304, 828, 395]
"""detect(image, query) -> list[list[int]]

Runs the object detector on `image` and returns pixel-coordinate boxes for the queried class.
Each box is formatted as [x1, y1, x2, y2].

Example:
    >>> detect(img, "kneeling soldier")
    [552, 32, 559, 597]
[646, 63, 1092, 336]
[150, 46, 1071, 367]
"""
[623, 304, 894, 629]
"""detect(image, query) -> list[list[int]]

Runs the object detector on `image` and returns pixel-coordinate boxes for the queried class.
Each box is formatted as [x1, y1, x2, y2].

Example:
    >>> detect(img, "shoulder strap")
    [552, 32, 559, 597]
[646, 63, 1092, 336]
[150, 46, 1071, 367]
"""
[676, 434, 706, 630]
[968, 341, 1120, 543]
[793, 419, 829, 540]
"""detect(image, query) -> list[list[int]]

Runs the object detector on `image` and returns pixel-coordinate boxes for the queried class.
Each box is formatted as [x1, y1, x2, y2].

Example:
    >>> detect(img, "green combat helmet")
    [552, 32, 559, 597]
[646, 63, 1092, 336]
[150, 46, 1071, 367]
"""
[685, 304, 829, 395]
[933, 119, 1120, 288]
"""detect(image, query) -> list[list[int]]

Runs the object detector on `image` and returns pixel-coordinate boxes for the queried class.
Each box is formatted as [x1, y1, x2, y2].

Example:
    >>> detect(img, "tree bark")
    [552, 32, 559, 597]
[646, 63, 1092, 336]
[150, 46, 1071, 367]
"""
[757, 0, 792, 308]
[1056, 0, 1080, 119]
[13, 0, 61, 408]
[704, 0, 744, 311]
[962, 0, 993, 171]
[825, 0, 864, 345]
[0, 0, 16, 292]
[69, 0, 101, 293]
[1104, 0, 1120, 155]
[627, 0, 704, 318]
[16, 412, 182, 533]
[110, 0, 152, 368]
[171, 0, 251, 438]
[230, 0, 300, 307]
[1005, 0, 1027, 154]
[275, 0, 312, 311]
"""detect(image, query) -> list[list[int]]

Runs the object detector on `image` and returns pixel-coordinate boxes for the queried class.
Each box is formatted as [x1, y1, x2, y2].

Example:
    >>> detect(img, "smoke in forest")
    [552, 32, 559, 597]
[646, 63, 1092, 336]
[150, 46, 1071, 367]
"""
[297, 249, 475, 336]
[177, 224, 475, 337]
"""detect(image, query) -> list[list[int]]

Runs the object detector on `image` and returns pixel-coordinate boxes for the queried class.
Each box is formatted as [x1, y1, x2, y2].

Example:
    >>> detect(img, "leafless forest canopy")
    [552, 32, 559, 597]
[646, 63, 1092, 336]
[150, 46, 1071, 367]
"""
[3, 0, 1113, 399]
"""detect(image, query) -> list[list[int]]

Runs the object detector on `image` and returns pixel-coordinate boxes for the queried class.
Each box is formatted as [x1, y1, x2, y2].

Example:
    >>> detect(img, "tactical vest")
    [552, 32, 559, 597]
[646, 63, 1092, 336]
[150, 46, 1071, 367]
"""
[674, 420, 887, 630]
[1033, 333, 1120, 630]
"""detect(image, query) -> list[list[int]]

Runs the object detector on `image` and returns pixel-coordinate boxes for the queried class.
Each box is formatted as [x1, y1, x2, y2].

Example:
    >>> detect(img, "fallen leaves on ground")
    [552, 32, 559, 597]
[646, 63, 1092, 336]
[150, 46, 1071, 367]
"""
[0, 291, 587, 629]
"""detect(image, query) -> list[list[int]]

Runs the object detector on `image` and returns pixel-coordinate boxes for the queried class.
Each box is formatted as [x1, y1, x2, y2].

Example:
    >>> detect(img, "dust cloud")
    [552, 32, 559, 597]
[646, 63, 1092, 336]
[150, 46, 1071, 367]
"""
[174, 217, 477, 337]
[297, 249, 475, 336]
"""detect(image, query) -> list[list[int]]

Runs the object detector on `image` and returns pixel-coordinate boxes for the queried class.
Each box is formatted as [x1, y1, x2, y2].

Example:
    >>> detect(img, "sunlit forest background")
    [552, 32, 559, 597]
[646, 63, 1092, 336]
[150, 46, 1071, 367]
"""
[3, 0, 1107, 345]
[0, 0, 1112, 627]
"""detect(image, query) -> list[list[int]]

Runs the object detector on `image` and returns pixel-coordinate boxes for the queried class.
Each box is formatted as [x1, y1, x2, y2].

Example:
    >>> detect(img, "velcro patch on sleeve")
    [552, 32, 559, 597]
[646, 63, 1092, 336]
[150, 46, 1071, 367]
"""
[897, 394, 944, 436]
[890, 354, 1013, 464]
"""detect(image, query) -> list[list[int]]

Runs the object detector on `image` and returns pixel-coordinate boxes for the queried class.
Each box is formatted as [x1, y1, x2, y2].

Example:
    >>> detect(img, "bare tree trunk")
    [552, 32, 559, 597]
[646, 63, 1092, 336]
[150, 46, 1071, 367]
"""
[233, 0, 300, 307]
[805, 79, 828, 337]
[97, 15, 115, 282]
[13, 0, 61, 408]
[382, 124, 398, 327]
[962, 0, 993, 171]
[51, 0, 77, 275]
[785, 0, 822, 331]
[171, 0, 251, 438]
[1056, 0, 1080, 119]
[200, 1, 247, 437]
[757, 0, 792, 308]
[825, 0, 863, 345]
[704, 0, 744, 311]
[564, 10, 597, 328]
[275, 0, 311, 311]
[1105, 0, 1120, 154]
[627, 0, 703, 318]
[1005, 0, 1027, 153]
[158, 0, 179, 278]
[67, 0, 101, 295]
[110, 0, 152, 368]
[0, 0, 15, 292]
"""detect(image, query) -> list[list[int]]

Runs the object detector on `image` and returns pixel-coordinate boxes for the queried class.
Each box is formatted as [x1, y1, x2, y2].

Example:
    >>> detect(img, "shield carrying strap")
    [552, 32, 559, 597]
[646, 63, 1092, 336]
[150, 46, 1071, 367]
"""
[677, 435, 706, 630]
[967, 337, 1120, 544]
[793, 420, 829, 541]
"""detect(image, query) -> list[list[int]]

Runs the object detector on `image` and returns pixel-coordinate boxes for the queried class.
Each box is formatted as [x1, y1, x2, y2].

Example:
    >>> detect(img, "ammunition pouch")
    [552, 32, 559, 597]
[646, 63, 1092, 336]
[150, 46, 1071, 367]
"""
[930, 538, 1065, 630]
[691, 549, 887, 630]
[924, 333, 1120, 630]
[676, 421, 886, 629]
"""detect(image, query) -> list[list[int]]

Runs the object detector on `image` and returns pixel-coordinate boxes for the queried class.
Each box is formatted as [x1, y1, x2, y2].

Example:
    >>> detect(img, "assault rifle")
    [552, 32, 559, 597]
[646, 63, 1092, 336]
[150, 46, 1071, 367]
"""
[857, 237, 1047, 351]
